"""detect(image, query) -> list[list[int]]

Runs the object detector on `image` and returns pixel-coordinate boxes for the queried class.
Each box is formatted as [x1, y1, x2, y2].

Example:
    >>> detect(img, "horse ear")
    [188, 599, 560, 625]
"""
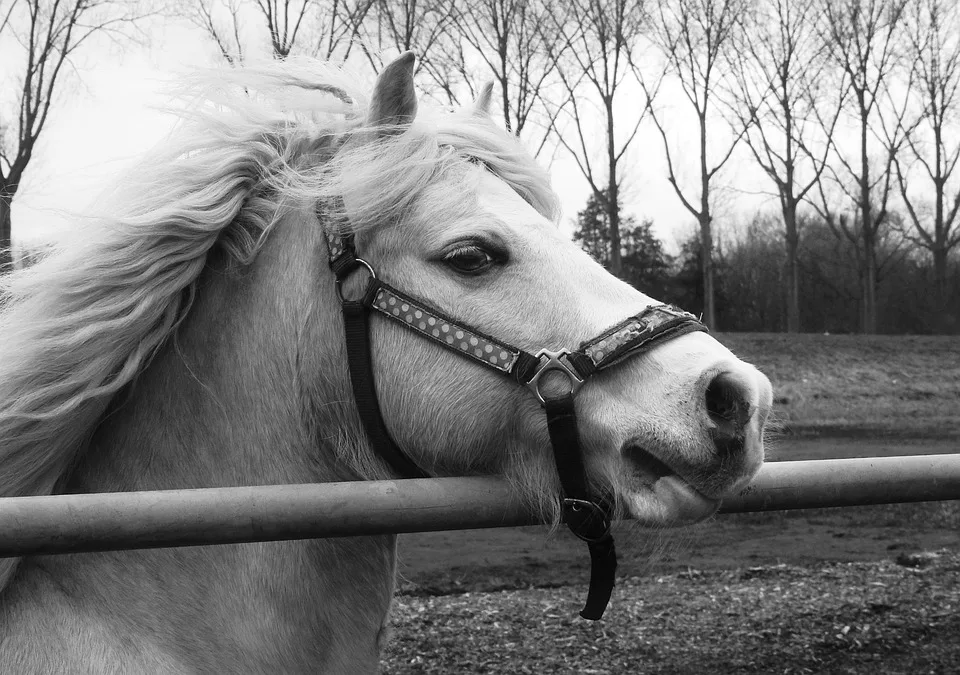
[474, 81, 494, 117]
[368, 51, 418, 134]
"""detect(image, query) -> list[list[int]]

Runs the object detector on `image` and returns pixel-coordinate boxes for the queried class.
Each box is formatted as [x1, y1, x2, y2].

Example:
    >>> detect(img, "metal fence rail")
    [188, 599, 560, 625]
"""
[0, 454, 958, 557]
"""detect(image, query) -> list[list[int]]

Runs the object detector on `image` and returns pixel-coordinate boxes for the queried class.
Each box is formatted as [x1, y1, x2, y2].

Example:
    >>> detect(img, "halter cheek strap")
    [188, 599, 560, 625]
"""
[323, 209, 706, 620]
[330, 239, 430, 479]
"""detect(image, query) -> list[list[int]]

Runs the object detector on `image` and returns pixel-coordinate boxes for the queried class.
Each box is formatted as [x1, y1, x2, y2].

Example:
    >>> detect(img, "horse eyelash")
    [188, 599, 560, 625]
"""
[443, 239, 508, 264]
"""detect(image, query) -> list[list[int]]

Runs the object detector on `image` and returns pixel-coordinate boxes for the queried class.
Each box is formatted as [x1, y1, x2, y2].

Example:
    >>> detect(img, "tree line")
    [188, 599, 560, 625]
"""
[2, 0, 958, 335]
[575, 191, 959, 334]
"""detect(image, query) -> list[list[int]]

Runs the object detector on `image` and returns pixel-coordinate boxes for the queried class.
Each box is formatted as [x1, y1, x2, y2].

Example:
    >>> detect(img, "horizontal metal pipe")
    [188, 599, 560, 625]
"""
[717, 454, 960, 512]
[0, 454, 957, 557]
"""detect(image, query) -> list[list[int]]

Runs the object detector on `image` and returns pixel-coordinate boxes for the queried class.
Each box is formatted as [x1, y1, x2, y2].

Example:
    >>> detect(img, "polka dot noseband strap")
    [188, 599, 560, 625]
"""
[324, 216, 706, 621]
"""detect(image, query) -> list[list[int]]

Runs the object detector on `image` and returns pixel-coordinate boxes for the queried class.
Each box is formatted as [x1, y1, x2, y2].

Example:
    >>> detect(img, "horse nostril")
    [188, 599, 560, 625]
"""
[705, 372, 752, 456]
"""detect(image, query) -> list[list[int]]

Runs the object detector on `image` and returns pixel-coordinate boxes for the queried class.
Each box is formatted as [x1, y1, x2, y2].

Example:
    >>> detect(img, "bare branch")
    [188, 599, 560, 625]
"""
[0, 0, 19, 35]
[814, 0, 910, 332]
[543, 0, 650, 276]
[184, 0, 245, 64]
[0, 0, 151, 269]
[454, 0, 569, 141]
[646, 0, 750, 326]
[644, 92, 700, 219]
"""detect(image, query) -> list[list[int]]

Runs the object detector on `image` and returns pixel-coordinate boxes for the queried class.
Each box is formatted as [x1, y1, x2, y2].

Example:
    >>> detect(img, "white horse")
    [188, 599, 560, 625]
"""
[0, 53, 772, 672]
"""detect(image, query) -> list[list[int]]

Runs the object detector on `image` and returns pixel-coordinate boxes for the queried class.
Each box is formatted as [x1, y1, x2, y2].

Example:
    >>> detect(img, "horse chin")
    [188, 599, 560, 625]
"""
[620, 446, 721, 527]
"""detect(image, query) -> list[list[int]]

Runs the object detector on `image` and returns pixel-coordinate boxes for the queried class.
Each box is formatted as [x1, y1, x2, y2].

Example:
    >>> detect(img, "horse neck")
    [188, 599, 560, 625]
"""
[70, 208, 349, 491]
[34, 209, 397, 672]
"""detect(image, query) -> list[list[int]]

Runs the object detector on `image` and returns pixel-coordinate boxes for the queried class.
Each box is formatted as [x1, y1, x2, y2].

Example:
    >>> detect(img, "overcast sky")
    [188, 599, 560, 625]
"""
[9, 16, 773, 253]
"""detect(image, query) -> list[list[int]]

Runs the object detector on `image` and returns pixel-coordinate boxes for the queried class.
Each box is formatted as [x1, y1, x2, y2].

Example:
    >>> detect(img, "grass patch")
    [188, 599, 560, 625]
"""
[716, 333, 960, 438]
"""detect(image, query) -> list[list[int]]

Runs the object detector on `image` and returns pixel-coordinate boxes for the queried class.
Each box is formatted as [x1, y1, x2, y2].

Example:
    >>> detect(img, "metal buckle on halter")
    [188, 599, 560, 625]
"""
[562, 498, 612, 543]
[334, 258, 376, 303]
[526, 349, 585, 405]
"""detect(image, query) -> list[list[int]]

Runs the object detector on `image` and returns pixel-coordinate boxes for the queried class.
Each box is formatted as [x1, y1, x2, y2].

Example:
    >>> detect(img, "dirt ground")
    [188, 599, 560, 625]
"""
[384, 551, 960, 674]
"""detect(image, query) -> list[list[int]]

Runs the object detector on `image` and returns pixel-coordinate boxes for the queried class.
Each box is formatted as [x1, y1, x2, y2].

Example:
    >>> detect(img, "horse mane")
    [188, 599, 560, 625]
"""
[0, 58, 559, 586]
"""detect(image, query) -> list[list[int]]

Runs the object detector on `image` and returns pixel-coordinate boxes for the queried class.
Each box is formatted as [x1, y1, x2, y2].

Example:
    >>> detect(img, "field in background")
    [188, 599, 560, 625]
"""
[720, 333, 960, 439]
[396, 334, 960, 596]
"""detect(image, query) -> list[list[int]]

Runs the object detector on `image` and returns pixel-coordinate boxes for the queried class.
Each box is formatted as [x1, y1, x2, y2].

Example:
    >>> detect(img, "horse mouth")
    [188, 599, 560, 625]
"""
[623, 444, 677, 484]
[621, 444, 720, 526]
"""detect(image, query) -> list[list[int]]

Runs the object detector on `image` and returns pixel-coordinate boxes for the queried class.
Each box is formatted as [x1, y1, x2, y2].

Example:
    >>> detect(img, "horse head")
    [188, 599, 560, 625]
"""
[323, 53, 772, 530]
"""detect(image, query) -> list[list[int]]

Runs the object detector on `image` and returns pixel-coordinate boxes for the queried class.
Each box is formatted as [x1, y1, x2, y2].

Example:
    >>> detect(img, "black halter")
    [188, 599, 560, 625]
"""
[323, 210, 706, 620]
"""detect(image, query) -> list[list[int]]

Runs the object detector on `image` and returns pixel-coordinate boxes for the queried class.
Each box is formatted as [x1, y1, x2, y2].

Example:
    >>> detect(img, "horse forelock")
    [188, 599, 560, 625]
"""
[0, 58, 560, 590]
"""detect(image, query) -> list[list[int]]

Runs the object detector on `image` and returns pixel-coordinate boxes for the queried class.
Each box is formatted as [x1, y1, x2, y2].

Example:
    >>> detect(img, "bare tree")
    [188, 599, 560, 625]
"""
[816, 0, 909, 333]
[186, 0, 372, 63]
[354, 0, 464, 104]
[893, 0, 960, 328]
[312, 0, 373, 61]
[645, 0, 750, 329]
[813, 183, 912, 325]
[727, 0, 844, 332]
[188, 0, 246, 64]
[548, 0, 649, 277]
[0, 0, 149, 271]
[456, 0, 568, 151]
[257, 0, 311, 57]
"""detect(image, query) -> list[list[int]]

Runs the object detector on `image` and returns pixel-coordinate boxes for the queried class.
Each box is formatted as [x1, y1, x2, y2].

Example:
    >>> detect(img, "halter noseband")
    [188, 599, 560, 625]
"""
[324, 210, 706, 620]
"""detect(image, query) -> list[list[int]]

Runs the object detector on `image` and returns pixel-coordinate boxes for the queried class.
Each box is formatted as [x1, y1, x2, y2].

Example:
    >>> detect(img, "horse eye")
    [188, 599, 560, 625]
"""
[444, 245, 496, 275]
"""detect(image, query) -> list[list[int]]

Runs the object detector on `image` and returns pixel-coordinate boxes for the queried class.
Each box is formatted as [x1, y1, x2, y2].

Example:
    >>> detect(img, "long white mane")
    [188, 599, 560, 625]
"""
[0, 59, 559, 588]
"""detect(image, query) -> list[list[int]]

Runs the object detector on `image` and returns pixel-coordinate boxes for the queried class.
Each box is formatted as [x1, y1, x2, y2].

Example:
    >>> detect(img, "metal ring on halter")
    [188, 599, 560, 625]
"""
[562, 498, 612, 542]
[526, 349, 585, 405]
[334, 258, 376, 303]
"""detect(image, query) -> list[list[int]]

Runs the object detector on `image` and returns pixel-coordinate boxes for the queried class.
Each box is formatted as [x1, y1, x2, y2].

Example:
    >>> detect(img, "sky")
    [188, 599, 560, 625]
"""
[8, 15, 774, 254]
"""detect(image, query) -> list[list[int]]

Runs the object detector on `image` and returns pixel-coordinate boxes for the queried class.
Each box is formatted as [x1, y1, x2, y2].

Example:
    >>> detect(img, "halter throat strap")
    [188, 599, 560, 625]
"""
[323, 210, 706, 620]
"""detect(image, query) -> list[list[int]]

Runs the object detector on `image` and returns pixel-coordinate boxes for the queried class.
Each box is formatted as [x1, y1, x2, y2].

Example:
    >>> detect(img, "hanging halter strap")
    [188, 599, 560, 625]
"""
[323, 208, 706, 620]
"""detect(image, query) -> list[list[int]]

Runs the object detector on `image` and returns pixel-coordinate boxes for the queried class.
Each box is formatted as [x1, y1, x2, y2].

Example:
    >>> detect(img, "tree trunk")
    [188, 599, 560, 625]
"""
[605, 98, 622, 277]
[930, 190, 953, 333]
[858, 103, 877, 334]
[862, 231, 878, 334]
[606, 189, 622, 278]
[932, 122, 948, 329]
[0, 192, 13, 274]
[698, 112, 716, 329]
[700, 213, 716, 329]
[933, 247, 947, 306]
[784, 206, 800, 333]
